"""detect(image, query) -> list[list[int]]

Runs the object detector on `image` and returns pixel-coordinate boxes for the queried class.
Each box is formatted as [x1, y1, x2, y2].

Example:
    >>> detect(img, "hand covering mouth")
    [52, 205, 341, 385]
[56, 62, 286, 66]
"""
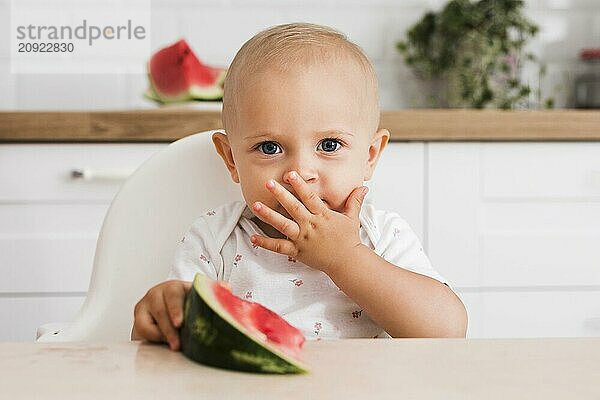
[276, 198, 328, 216]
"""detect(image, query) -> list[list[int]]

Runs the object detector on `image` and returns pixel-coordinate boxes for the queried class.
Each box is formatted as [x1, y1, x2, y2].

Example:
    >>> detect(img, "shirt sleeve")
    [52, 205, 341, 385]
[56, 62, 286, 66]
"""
[166, 218, 219, 281]
[374, 211, 449, 286]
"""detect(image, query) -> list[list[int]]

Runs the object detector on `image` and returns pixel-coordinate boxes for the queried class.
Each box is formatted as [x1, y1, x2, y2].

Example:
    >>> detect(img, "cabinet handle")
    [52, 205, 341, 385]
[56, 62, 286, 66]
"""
[70, 168, 134, 181]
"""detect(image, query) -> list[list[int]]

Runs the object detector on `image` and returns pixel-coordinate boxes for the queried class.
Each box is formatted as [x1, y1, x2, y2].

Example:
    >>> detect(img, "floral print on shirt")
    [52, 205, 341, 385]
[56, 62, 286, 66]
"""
[314, 322, 322, 336]
[233, 254, 242, 268]
[289, 278, 303, 287]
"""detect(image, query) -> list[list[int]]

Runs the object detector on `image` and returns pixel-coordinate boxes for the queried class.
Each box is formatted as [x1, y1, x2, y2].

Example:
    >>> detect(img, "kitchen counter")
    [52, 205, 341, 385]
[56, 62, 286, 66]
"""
[2, 338, 599, 399]
[1, 109, 599, 142]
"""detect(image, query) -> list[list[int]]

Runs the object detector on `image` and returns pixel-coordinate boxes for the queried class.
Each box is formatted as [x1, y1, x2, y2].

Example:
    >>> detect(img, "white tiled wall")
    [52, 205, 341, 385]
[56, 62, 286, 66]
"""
[1, 0, 599, 110]
[0, 0, 14, 109]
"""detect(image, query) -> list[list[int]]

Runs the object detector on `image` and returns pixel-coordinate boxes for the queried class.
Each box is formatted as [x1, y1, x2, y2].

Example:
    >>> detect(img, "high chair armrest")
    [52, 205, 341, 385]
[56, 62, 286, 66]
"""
[36, 323, 73, 342]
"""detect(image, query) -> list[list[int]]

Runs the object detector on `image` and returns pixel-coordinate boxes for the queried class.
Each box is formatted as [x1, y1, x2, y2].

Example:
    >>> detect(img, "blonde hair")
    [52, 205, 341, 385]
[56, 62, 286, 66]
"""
[222, 22, 380, 134]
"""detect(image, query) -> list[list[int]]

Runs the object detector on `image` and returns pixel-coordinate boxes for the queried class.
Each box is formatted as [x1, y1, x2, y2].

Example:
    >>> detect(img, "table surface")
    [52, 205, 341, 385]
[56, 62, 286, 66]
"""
[1, 338, 600, 399]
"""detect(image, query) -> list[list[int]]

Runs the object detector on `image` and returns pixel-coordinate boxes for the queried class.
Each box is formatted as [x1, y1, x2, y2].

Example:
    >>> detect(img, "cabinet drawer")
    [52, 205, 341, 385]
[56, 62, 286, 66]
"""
[0, 204, 108, 293]
[0, 144, 165, 202]
[481, 143, 600, 200]
[479, 231, 600, 287]
[428, 143, 600, 287]
[0, 296, 85, 342]
[459, 290, 600, 338]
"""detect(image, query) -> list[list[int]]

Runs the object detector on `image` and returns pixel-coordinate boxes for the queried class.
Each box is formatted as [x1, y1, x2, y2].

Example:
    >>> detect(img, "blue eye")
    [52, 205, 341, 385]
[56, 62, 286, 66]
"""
[258, 141, 281, 155]
[318, 138, 341, 152]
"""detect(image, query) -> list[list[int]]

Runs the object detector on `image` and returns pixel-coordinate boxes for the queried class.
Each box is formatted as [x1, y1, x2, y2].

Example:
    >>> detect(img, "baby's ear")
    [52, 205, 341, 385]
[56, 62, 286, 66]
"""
[212, 132, 240, 183]
[363, 128, 390, 181]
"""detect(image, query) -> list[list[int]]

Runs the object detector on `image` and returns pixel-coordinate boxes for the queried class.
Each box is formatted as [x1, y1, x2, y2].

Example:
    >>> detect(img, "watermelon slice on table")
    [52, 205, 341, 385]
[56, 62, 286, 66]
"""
[180, 273, 310, 374]
[145, 39, 227, 104]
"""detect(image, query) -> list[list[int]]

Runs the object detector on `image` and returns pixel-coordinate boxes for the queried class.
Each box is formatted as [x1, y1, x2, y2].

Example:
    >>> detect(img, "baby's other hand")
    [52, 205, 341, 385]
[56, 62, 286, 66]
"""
[132, 279, 192, 351]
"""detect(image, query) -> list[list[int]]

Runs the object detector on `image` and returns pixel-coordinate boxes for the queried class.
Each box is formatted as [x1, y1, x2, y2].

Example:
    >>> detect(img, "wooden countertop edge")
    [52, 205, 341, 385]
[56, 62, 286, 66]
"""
[1, 109, 599, 142]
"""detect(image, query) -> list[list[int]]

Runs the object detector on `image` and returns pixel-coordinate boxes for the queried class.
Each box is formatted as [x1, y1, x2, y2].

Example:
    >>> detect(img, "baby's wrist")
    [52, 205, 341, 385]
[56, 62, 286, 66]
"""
[325, 243, 371, 277]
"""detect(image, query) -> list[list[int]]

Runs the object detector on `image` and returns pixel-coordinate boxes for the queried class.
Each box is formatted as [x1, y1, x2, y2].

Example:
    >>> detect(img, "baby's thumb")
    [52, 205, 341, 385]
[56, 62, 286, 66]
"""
[345, 186, 369, 218]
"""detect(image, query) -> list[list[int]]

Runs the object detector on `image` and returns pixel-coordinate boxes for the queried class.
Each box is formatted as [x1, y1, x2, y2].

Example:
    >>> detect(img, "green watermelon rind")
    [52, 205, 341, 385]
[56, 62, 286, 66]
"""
[188, 84, 225, 101]
[180, 274, 310, 374]
[144, 85, 223, 104]
[143, 84, 166, 104]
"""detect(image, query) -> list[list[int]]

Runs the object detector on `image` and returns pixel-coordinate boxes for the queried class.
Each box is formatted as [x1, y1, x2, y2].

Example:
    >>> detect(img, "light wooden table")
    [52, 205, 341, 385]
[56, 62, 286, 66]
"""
[1, 338, 599, 399]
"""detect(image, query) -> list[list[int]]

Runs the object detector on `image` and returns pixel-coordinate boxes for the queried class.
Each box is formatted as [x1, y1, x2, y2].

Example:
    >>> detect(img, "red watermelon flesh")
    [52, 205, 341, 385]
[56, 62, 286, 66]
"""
[213, 281, 305, 360]
[146, 39, 226, 103]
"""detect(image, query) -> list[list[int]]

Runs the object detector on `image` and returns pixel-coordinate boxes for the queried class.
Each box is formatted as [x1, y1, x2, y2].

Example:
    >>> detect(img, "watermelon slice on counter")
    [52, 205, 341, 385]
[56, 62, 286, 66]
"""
[180, 273, 310, 374]
[145, 39, 227, 104]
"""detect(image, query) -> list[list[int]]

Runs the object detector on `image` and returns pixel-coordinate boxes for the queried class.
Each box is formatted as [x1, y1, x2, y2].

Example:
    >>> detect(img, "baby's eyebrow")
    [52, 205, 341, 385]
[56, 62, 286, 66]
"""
[317, 129, 355, 138]
[243, 129, 354, 140]
[243, 132, 274, 140]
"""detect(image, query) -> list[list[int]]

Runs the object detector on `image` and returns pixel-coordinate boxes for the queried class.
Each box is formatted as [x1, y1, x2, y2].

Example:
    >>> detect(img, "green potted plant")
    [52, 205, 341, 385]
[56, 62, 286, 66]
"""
[396, 0, 554, 109]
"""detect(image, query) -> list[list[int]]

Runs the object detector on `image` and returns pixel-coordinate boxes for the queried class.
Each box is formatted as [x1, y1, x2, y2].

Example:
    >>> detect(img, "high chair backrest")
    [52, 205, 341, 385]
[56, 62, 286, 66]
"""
[37, 130, 243, 342]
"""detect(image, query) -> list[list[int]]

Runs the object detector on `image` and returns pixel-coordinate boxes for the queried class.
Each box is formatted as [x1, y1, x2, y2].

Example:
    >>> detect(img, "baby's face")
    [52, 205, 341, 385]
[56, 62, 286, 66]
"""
[219, 60, 387, 218]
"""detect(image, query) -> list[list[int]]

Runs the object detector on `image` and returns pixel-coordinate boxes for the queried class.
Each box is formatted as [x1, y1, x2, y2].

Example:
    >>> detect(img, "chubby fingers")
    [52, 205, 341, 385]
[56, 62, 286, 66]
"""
[265, 178, 311, 223]
[251, 201, 300, 239]
[284, 171, 328, 215]
[251, 234, 297, 258]
[150, 290, 181, 351]
[164, 280, 191, 329]
[132, 280, 191, 352]
[344, 185, 369, 219]
[132, 301, 163, 342]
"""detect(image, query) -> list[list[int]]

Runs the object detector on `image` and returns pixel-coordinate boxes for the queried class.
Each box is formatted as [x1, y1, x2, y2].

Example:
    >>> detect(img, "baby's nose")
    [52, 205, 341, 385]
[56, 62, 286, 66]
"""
[284, 169, 317, 184]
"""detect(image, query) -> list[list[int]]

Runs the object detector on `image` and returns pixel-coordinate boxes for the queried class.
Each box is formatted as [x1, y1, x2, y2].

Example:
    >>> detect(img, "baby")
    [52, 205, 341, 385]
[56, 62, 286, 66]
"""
[132, 22, 467, 350]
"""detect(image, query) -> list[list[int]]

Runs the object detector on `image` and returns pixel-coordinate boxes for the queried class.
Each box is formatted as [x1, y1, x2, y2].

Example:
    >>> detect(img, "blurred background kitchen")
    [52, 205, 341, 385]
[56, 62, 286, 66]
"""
[1, 0, 599, 110]
[1, 0, 599, 342]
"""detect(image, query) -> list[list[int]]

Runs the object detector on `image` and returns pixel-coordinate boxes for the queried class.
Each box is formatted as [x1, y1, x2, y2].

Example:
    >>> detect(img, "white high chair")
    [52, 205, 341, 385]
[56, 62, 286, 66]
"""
[36, 130, 243, 342]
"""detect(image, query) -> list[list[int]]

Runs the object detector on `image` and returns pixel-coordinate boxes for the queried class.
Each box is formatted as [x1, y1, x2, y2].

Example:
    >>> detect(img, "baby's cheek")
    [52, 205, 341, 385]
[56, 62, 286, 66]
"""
[324, 188, 352, 212]
[330, 180, 365, 211]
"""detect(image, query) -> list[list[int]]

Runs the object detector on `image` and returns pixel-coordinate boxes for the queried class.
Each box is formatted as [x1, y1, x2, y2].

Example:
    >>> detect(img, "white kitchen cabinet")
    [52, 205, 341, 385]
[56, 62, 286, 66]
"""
[0, 144, 166, 341]
[4, 140, 598, 341]
[460, 290, 600, 338]
[428, 143, 600, 338]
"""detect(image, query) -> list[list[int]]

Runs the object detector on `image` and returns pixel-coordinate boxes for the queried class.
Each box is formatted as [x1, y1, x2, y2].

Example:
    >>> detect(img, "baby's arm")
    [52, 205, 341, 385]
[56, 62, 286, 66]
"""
[132, 280, 192, 350]
[327, 246, 467, 338]
[249, 172, 467, 338]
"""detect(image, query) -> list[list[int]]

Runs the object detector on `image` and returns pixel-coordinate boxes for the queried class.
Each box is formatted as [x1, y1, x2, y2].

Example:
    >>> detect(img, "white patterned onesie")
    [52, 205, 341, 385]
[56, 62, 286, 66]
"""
[168, 201, 449, 340]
